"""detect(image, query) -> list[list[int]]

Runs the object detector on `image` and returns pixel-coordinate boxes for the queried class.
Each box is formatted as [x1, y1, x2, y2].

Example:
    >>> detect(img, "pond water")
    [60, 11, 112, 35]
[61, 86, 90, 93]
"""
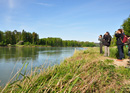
[0, 47, 85, 86]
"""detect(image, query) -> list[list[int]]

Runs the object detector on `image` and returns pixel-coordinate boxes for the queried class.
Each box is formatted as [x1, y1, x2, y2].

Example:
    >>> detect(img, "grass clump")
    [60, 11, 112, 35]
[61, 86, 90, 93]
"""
[104, 59, 114, 64]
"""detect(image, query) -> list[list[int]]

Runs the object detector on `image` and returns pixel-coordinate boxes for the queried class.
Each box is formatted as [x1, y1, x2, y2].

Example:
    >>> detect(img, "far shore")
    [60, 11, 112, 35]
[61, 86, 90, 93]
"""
[0, 45, 96, 48]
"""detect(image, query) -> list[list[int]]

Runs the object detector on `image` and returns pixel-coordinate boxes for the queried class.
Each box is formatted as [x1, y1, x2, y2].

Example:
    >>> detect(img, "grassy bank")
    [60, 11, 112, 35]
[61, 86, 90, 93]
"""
[1, 47, 130, 92]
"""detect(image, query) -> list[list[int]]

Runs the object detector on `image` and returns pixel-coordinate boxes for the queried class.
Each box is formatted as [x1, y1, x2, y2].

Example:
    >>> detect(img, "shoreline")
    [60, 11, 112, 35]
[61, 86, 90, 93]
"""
[0, 45, 94, 48]
[1, 47, 130, 92]
[0, 45, 51, 48]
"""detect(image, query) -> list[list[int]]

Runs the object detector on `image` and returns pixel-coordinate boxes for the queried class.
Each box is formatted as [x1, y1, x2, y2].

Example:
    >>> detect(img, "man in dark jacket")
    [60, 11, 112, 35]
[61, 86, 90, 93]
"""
[103, 32, 111, 56]
[115, 29, 124, 61]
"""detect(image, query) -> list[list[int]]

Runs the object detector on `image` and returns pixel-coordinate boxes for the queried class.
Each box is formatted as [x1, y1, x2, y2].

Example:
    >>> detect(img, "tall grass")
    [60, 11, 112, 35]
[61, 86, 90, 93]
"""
[1, 47, 130, 92]
[109, 46, 128, 59]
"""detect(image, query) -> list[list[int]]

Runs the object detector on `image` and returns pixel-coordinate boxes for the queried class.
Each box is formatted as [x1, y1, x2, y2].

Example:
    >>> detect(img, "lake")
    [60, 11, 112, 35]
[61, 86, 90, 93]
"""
[0, 47, 85, 86]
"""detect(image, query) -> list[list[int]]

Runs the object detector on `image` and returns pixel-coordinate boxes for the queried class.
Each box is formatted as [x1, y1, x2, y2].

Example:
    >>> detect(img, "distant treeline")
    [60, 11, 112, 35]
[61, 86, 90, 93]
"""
[39, 38, 96, 47]
[0, 30, 39, 46]
[0, 30, 96, 47]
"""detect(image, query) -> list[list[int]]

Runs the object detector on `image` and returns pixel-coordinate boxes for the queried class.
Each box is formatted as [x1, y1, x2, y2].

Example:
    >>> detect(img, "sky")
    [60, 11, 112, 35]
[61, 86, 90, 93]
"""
[0, 0, 130, 42]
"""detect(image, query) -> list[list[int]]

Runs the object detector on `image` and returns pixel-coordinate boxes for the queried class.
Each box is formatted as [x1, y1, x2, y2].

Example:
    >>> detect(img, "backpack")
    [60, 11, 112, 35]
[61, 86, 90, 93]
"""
[120, 34, 127, 43]
[102, 35, 111, 46]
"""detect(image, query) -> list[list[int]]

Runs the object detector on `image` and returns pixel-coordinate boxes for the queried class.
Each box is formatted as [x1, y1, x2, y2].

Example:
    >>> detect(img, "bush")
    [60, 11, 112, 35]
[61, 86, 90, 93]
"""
[0, 41, 7, 46]
[24, 42, 31, 45]
[110, 46, 128, 59]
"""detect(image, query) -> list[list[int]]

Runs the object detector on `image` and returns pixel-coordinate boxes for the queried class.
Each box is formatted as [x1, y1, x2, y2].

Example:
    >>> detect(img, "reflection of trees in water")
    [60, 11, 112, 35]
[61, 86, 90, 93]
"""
[39, 47, 74, 56]
[0, 47, 39, 62]
[0, 47, 84, 87]
[0, 47, 79, 63]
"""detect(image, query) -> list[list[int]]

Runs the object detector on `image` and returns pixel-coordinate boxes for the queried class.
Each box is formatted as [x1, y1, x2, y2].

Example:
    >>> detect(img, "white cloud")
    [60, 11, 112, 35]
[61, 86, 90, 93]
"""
[8, 0, 15, 9]
[36, 3, 53, 7]
[3, 0, 15, 24]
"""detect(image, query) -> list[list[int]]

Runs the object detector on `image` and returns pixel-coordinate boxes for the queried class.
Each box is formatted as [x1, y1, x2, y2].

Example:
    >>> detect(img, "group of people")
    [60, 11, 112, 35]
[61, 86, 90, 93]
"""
[98, 29, 130, 61]
[98, 32, 112, 57]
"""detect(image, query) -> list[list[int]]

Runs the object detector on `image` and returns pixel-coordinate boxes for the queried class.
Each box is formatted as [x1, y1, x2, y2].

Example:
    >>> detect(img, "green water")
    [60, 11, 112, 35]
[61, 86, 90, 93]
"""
[0, 47, 85, 86]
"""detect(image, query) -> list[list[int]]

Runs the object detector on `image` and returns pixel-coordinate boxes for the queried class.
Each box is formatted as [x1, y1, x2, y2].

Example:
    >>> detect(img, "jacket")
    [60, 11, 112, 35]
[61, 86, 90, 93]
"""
[115, 33, 124, 45]
[98, 37, 103, 44]
[103, 35, 111, 46]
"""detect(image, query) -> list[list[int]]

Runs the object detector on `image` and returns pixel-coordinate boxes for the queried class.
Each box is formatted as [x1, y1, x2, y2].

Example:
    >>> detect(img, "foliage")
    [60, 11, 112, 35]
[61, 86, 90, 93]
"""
[0, 41, 7, 46]
[24, 42, 32, 45]
[0, 31, 4, 42]
[39, 37, 96, 47]
[0, 30, 96, 47]
[0, 30, 39, 46]
[110, 34, 117, 47]
[122, 15, 130, 36]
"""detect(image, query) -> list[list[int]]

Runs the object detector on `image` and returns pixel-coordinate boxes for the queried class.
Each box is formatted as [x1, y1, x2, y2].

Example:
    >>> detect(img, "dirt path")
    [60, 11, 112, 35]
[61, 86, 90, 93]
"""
[113, 59, 130, 67]
[95, 54, 130, 67]
[104, 57, 130, 67]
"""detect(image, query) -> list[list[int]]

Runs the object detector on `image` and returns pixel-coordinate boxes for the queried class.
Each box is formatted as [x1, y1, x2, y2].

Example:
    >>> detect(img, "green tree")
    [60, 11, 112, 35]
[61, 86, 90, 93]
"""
[0, 31, 4, 42]
[11, 31, 16, 44]
[122, 15, 130, 36]
[111, 34, 116, 47]
[5, 31, 12, 44]
[32, 32, 39, 45]
[21, 30, 27, 42]
[13, 30, 22, 43]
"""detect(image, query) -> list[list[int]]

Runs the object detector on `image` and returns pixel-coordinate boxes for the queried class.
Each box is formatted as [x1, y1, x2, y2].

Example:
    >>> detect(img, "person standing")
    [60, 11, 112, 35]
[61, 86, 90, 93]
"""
[103, 32, 112, 56]
[98, 35, 103, 54]
[115, 29, 124, 61]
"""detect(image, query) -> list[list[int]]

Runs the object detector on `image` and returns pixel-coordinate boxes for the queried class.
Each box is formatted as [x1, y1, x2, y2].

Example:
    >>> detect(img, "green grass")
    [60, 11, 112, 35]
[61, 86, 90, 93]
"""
[1, 47, 130, 92]
[109, 46, 128, 59]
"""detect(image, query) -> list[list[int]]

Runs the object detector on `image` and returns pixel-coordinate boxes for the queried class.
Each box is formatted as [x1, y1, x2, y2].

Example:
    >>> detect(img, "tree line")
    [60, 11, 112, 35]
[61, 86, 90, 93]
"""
[0, 30, 96, 47]
[0, 30, 39, 46]
[39, 37, 96, 47]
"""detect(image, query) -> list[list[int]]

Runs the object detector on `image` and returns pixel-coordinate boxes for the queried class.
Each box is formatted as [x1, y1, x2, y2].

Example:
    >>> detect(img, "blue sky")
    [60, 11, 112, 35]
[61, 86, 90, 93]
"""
[0, 0, 130, 42]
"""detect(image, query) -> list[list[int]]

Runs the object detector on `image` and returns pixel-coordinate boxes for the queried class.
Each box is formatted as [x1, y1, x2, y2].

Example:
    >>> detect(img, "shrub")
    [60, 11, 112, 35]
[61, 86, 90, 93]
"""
[24, 42, 31, 45]
[0, 41, 7, 46]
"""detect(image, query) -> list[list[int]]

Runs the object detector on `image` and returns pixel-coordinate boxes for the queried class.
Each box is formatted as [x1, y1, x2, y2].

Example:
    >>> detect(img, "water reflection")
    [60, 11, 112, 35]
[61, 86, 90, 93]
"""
[0, 47, 85, 86]
[0, 47, 39, 62]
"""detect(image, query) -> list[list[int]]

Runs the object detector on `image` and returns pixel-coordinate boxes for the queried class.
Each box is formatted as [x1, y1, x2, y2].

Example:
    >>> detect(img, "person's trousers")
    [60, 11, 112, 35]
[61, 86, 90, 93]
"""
[117, 45, 124, 60]
[104, 46, 109, 56]
[128, 49, 130, 57]
[100, 44, 103, 54]
[128, 49, 130, 59]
